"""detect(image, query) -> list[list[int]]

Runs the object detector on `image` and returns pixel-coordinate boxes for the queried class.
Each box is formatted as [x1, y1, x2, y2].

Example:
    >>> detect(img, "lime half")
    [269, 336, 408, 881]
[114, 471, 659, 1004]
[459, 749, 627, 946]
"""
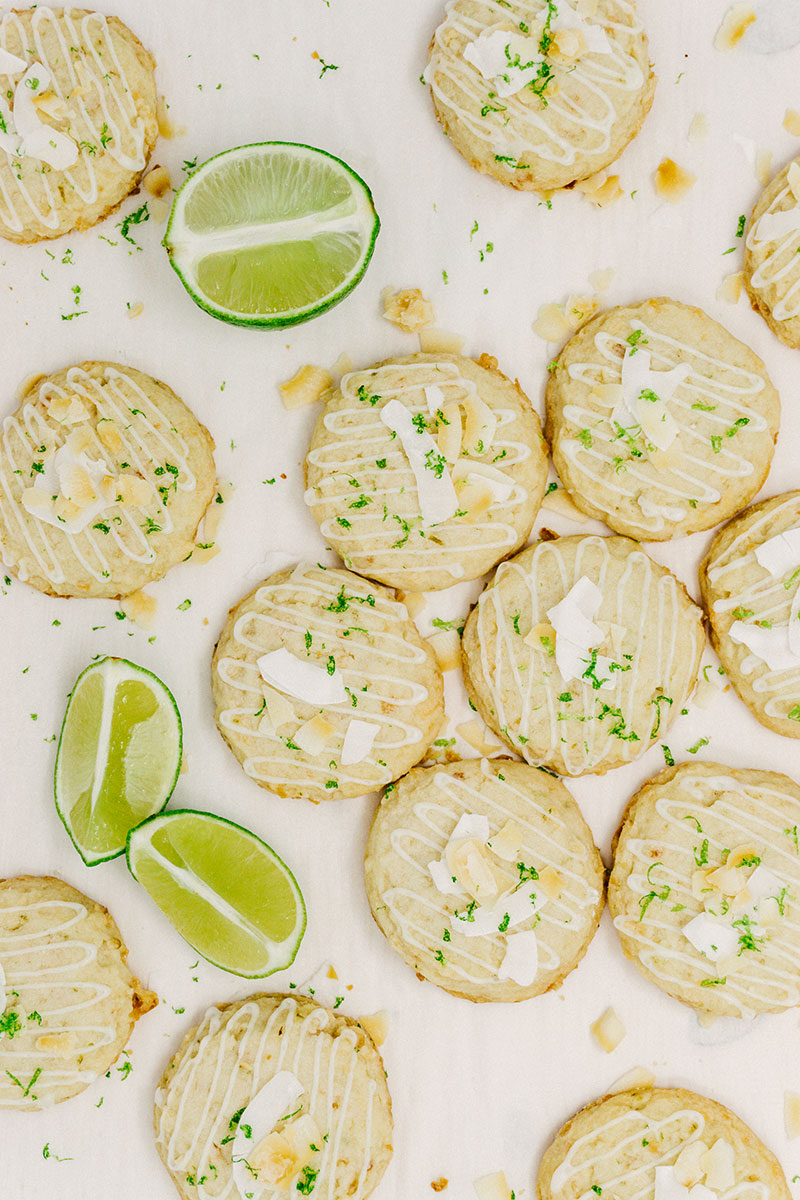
[163, 141, 380, 328]
[54, 657, 182, 866]
[126, 811, 306, 977]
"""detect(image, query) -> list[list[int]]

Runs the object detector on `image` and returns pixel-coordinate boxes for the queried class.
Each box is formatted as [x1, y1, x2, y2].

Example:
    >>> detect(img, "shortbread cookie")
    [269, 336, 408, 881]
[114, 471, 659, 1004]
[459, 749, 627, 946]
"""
[0, 875, 156, 1109]
[545, 298, 780, 540]
[745, 155, 800, 348]
[461, 533, 704, 776]
[426, 0, 655, 193]
[364, 757, 604, 1002]
[212, 562, 444, 801]
[154, 993, 393, 1200]
[304, 353, 548, 592]
[538, 1086, 791, 1200]
[0, 7, 159, 242]
[609, 762, 800, 1019]
[0, 361, 216, 599]
[700, 491, 800, 738]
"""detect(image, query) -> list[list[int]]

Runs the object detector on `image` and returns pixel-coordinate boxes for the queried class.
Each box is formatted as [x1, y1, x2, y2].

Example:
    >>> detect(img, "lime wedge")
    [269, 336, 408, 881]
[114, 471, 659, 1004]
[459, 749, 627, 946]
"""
[163, 141, 380, 328]
[54, 657, 182, 866]
[126, 811, 306, 977]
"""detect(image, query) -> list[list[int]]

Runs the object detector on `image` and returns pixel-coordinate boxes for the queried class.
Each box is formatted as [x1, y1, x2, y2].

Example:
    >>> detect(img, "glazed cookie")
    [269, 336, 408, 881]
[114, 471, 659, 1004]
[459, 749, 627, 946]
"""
[426, 0, 655, 193]
[700, 491, 800, 737]
[461, 534, 704, 776]
[154, 993, 393, 1200]
[745, 155, 800, 348]
[304, 353, 548, 592]
[0, 7, 159, 242]
[0, 361, 216, 599]
[364, 758, 604, 1002]
[0, 875, 156, 1109]
[212, 562, 445, 802]
[538, 1086, 791, 1200]
[545, 298, 780, 540]
[608, 762, 800, 1019]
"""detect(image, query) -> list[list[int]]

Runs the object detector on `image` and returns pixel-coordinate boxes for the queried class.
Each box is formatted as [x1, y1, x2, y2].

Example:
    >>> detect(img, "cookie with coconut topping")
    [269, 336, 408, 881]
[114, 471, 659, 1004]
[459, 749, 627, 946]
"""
[0, 7, 159, 242]
[461, 533, 704, 776]
[745, 155, 800, 349]
[0, 361, 216, 598]
[425, 0, 655, 193]
[0, 875, 156, 1109]
[538, 1085, 791, 1200]
[154, 993, 393, 1200]
[545, 298, 780, 541]
[364, 757, 604, 1003]
[211, 562, 445, 802]
[700, 491, 800, 738]
[303, 353, 548, 592]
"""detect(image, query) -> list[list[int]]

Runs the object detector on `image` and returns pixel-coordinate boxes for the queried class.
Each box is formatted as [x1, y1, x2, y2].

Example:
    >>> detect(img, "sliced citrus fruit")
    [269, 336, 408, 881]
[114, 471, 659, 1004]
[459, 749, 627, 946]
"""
[54, 657, 182, 866]
[163, 141, 380, 328]
[126, 810, 306, 977]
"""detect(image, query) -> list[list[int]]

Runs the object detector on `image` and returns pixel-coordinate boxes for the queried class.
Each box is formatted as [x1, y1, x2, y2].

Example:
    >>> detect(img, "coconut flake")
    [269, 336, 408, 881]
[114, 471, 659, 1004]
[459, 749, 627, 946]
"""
[424, 385, 446, 417]
[0, 48, 26, 74]
[682, 913, 738, 961]
[497, 929, 539, 985]
[12, 63, 78, 169]
[754, 528, 800, 575]
[379, 398, 458, 526]
[552, 3, 612, 54]
[739, 0, 800, 53]
[546, 577, 615, 689]
[463, 31, 543, 98]
[619, 344, 691, 451]
[340, 718, 379, 765]
[728, 619, 800, 671]
[450, 881, 546, 938]
[428, 813, 490, 896]
[257, 648, 347, 705]
[753, 207, 800, 243]
[231, 1072, 304, 1200]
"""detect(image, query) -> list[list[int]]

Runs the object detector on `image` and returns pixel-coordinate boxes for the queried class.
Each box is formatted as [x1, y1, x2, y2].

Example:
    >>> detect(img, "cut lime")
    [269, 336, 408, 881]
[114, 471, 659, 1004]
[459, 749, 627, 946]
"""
[163, 141, 380, 328]
[126, 810, 306, 977]
[54, 657, 182, 866]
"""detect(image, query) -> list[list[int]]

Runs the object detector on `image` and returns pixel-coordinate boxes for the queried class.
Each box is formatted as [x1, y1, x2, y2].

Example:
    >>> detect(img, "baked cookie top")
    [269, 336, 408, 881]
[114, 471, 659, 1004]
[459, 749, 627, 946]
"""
[426, 0, 655, 192]
[538, 1086, 791, 1200]
[211, 562, 445, 802]
[364, 757, 604, 1003]
[154, 993, 393, 1200]
[609, 762, 800, 1019]
[545, 298, 780, 541]
[0, 361, 216, 598]
[461, 534, 704, 776]
[0, 875, 156, 1109]
[304, 353, 548, 592]
[700, 491, 800, 739]
[745, 155, 800, 349]
[0, 7, 158, 242]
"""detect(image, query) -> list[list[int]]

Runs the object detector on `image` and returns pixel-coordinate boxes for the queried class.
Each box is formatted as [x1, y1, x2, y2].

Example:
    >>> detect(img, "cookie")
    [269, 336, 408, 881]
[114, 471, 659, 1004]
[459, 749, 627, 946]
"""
[0, 7, 159, 242]
[700, 490, 800, 737]
[745, 155, 800, 349]
[0, 875, 156, 1109]
[426, 0, 655, 193]
[212, 562, 445, 802]
[304, 353, 548, 592]
[364, 757, 604, 1002]
[154, 993, 393, 1200]
[461, 533, 704, 776]
[0, 361, 216, 599]
[538, 1085, 791, 1200]
[545, 298, 780, 541]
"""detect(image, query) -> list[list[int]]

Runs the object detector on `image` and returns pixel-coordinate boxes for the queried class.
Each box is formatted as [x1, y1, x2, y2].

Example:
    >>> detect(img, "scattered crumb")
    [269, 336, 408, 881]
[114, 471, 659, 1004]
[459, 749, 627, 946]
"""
[534, 292, 599, 343]
[574, 170, 624, 207]
[653, 158, 697, 203]
[431, 1181, 449, 1194]
[785, 1091, 800, 1139]
[784, 108, 800, 137]
[688, 113, 709, 143]
[591, 1006, 626, 1053]
[418, 328, 464, 354]
[143, 165, 172, 198]
[121, 589, 157, 630]
[427, 630, 461, 672]
[756, 149, 773, 186]
[716, 272, 744, 305]
[156, 95, 176, 138]
[383, 287, 436, 332]
[473, 1171, 513, 1200]
[476, 352, 498, 371]
[541, 485, 589, 522]
[126, 301, 144, 319]
[714, 5, 756, 51]
[359, 1010, 389, 1047]
[608, 1066, 656, 1094]
[279, 364, 333, 410]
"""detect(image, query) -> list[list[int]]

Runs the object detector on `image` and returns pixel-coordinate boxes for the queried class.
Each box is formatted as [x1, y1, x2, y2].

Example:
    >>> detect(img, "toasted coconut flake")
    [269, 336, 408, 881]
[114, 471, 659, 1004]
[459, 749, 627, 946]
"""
[589, 267, 615, 292]
[427, 629, 461, 672]
[279, 364, 333, 411]
[330, 352, 353, 385]
[49, 394, 90, 424]
[714, 5, 756, 51]
[454, 479, 494, 523]
[456, 718, 506, 757]
[534, 302, 572, 343]
[294, 713, 335, 755]
[537, 864, 565, 899]
[122, 589, 157, 630]
[259, 685, 295, 732]
[156, 95, 176, 138]
[591, 1007, 625, 1052]
[788, 162, 800, 202]
[654, 158, 697, 203]
[576, 172, 624, 207]
[418, 328, 464, 354]
[488, 819, 523, 862]
[688, 113, 709, 143]
[785, 109, 800, 137]
[716, 272, 743, 304]
[359, 1010, 389, 1046]
[431, 1181, 449, 1194]
[383, 287, 436, 332]
[608, 1066, 656, 1095]
[755, 149, 773, 186]
[524, 620, 556, 650]
[787, 1092, 800, 1140]
[21, 487, 53, 518]
[143, 165, 172, 198]
[437, 404, 463, 462]
[397, 589, 426, 618]
[701, 1139, 735, 1191]
[673, 1140, 709, 1186]
[35, 1032, 76, 1056]
[473, 1172, 512, 1200]
[96, 421, 123, 453]
[540, 486, 588, 522]
[117, 475, 153, 506]
[564, 293, 599, 331]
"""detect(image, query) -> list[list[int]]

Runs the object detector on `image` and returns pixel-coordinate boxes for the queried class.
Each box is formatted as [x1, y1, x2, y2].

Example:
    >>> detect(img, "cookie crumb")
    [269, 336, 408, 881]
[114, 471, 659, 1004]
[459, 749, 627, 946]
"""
[714, 5, 756, 51]
[653, 158, 697, 203]
[156, 95, 175, 138]
[383, 288, 436, 332]
[591, 1006, 626, 1052]
[431, 1181, 449, 1193]
[574, 171, 624, 207]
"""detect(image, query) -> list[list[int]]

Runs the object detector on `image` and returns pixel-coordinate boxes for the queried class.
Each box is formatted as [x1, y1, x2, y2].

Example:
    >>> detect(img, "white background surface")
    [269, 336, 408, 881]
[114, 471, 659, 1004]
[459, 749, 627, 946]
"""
[2, 0, 800, 1197]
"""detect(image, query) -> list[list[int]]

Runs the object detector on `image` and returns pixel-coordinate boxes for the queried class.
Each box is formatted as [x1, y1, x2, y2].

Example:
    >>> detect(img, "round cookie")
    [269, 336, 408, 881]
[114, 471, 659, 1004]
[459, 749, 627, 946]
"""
[745, 154, 800, 349]
[700, 490, 800, 737]
[154, 993, 393, 1200]
[461, 533, 704, 776]
[0, 361, 216, 599]
[304, 353, 548, 592]
[0, 875, 156, 1109]
[212, 562, 445, 801]
[545, 298, 780, 541]
[0, 7, 158, 243]
[364, 757, 604, 1003]
[538, 1086, 791, 1200]
[426, 0, 655, 193]
[609, 762, 800, 1019]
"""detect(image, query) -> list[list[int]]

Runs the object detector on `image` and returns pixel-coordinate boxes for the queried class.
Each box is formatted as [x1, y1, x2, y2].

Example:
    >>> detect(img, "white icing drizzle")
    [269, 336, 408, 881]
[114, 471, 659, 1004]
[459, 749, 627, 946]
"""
[0, 6, 151, 233]
[562, 318, 769, 535]
[614, 772, 800, 1018]
[747, 171, 800, 322]
[0, 366, 196, 587]
[156, 998, 378, 1200]
[428, 0, 645, 173]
